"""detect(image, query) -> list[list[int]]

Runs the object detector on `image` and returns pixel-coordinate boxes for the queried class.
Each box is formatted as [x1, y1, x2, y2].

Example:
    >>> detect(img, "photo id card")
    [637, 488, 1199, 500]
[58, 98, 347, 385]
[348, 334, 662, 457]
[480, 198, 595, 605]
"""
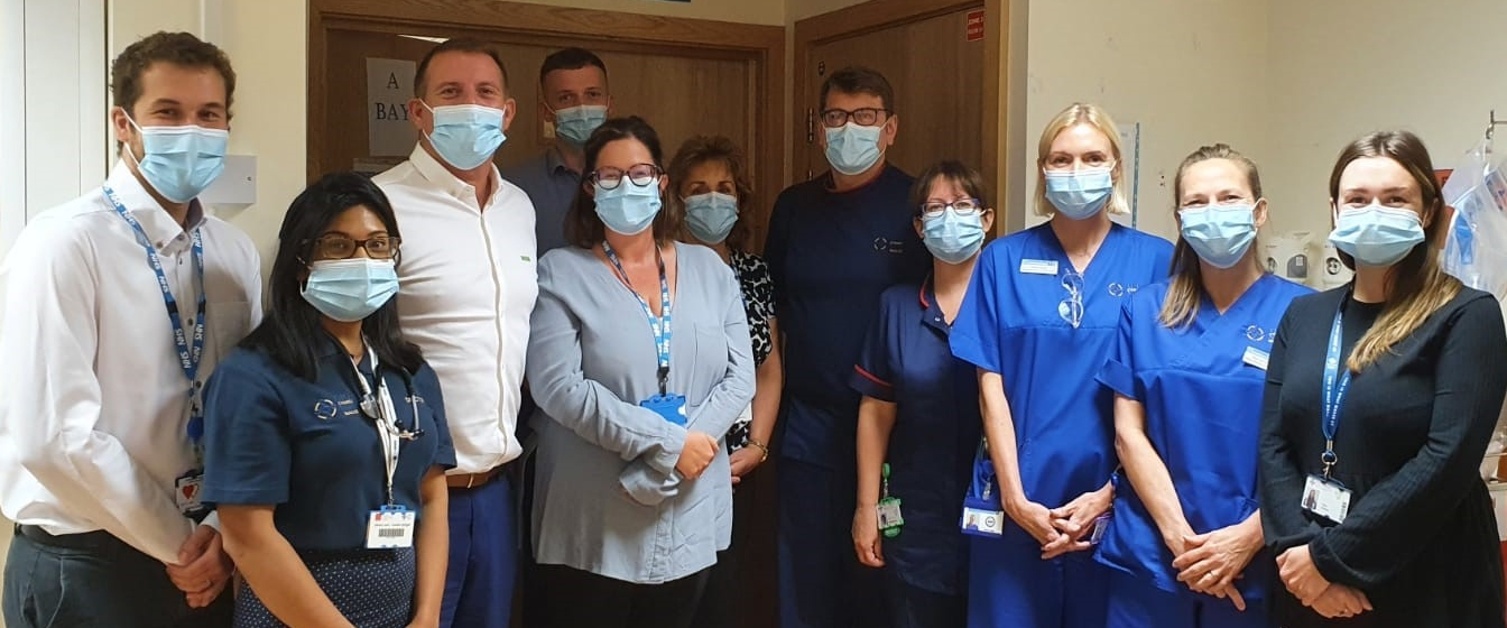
[961, 497, 1005, 538]
[877, 497, 904, 538]
[1302, 475, 1351, 524]
[366, 506, 416, 549]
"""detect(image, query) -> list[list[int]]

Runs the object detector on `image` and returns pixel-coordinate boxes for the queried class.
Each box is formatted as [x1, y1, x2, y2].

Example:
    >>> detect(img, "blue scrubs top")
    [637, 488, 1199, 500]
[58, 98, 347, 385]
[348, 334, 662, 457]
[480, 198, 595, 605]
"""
[764, 165, 931, 467]
[950, 222, 1172, 545]
[850, 278, 982, 596]
[201, 342, 456, 551]
[1095, 273, 1312, 601]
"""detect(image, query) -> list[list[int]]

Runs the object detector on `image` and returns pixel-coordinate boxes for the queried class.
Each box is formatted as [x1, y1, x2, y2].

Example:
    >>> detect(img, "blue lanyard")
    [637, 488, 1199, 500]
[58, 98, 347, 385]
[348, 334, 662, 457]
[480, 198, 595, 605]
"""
[602, 241, 672, 396]
[1320, 306, 1351, 479]
[103, 187, 208, 448]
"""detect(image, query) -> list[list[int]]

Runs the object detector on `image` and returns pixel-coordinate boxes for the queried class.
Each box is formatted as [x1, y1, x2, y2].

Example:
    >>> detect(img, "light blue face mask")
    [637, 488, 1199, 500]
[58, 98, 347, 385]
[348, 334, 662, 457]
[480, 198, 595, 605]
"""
[424, 103, 506, 170]
[125, 116, 228, 203]
[301, 258, 400, 322]
[921, 208, 987, 264]
[824, 123, 884, 176]
[1179, 203, 1258, 269]
[1044, 168, 1114, 220]
[684, 192, 740, 244]
[554, 105, 608, 146]
[1328, 203, 1426, 267]
[594, 180, 664, 236]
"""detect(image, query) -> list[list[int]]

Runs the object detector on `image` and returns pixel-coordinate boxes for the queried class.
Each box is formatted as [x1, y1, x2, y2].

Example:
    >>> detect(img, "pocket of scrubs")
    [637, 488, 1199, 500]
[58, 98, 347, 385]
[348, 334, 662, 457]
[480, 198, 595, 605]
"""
[641, 394, 688, 426]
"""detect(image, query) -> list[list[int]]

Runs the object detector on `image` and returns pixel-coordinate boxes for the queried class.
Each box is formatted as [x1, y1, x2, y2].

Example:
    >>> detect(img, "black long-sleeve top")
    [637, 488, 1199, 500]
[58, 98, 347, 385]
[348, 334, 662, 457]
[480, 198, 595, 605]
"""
[1259, 286, 1507, 628]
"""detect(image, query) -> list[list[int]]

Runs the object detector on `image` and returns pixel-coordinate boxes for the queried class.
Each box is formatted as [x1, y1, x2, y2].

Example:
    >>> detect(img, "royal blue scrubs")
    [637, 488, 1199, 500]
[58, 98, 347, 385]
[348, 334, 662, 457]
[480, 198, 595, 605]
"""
[950, 222, 1173, 628]
[764, 165, 931, 628]
[850, 278, 982, 627]
[1094, 273, 1311, 628]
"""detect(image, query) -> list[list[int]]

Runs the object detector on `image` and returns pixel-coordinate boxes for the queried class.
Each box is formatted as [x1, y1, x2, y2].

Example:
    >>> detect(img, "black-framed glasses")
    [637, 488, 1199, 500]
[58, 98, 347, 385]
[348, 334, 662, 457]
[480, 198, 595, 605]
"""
[820, 107, 891, 128]
[306, 235, 401, 260]
[920, 199, 984, 217]
[1058, 269, 1084, 329]
[589, 164, 663, 190]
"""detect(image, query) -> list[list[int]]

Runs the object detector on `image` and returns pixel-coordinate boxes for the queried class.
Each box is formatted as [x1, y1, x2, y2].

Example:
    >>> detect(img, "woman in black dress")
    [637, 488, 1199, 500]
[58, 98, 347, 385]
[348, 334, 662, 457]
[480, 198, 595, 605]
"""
[1258, 130, 1507, 627]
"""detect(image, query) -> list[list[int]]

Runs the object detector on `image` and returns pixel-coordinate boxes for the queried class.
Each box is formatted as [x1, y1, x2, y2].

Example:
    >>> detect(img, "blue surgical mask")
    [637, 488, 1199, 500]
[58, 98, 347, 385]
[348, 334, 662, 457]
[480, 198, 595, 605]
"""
[824, 123, 883, 176]
[301, 258, 400, 322]
[595, 180, 663, 236]
[684, 192, 740, 244]
[424, 103, 506, 170]
[554, 105, 608, 146]
[1044, 168, 1114, 220]
[1179, 203, 1258, 269]
[125, 116, 228, 203]
[1328, 203, 1426, 267]
[921, 208, 987, 264]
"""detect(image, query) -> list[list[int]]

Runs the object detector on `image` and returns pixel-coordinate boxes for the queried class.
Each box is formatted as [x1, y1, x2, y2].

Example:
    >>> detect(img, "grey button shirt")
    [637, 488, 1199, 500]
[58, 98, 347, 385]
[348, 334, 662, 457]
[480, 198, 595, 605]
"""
[502, 148, 580, 254]
[526, 242, 755, 584]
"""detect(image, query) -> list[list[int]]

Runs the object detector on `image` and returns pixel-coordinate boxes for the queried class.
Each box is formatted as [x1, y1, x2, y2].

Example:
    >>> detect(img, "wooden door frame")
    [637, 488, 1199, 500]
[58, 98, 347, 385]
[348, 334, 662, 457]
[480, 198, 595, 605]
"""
[792, 0, 1012, 230]
[308, 0, 786, 217]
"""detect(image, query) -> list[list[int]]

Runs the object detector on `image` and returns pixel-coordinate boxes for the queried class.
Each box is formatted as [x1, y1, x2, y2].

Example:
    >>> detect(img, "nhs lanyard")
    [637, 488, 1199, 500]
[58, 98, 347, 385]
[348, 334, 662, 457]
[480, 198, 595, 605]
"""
[1320, 306, 1351, 479]
[351, 346, 406, 506]
[103, 187, 207, 448]
[602, 241, 672, 396]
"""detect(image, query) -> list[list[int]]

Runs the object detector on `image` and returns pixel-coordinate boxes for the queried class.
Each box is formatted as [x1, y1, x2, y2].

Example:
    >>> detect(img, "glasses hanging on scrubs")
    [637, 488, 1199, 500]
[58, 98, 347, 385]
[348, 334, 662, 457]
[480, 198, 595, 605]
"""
[1058, 269, 1084, 328]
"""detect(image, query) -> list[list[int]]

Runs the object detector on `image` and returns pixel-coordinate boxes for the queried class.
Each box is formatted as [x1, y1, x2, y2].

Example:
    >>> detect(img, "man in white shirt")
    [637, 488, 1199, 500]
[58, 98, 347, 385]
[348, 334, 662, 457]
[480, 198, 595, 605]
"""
[0, 32, 262, 627]
[374, 38, 537, 628]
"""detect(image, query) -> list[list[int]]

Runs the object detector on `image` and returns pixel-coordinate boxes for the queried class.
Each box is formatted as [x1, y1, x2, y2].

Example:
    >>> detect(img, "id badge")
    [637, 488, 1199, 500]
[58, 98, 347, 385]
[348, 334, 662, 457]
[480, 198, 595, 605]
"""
[961, 495, 1005, 538]
[175, 470, 205, 516]
[1302, 475, 1352, 524]
[640, 394, 688, 426]
[365, 505, 416, 549]
[1242, 346, 1270, 370]
[877, 497, 904, 538]
[1088, 512, 1113, 545]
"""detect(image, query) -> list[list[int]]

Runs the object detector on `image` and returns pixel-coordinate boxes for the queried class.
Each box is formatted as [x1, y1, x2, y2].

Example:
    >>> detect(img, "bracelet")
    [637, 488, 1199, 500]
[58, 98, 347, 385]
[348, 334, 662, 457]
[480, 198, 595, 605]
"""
[746, 438, 770, 462]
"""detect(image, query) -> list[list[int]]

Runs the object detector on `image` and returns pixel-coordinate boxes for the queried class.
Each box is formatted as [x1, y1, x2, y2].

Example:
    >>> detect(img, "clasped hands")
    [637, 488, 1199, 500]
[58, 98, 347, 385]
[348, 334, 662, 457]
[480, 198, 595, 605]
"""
[164, 524, 233, 608]
[1006, 484, 1113, 561]
[1276, 544, 1373, 619]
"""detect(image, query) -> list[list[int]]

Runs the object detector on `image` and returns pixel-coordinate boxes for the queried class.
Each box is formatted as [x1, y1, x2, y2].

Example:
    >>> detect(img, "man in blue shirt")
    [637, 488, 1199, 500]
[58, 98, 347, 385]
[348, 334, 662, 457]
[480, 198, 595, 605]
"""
[764, 65, 930, 628]
[502, 47, 612, 254]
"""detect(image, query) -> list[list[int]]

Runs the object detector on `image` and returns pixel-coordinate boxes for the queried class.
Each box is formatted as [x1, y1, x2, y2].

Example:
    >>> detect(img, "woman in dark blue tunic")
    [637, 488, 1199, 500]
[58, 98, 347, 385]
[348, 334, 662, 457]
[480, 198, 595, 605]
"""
[201, 172, 455, 627]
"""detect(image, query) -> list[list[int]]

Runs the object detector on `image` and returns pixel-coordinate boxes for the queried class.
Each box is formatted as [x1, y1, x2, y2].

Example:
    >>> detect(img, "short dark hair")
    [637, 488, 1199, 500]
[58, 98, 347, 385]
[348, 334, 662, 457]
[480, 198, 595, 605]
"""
[111, 31, 236, 115]
[565, 116, 680, 249]
[820, 65, 894, 113]
[413, 38, 510, 98]
[910, 160, 992, 213]
[240, 171, 423, 381]
[539, 47, 608, 87]
[667, 135, 755, 252]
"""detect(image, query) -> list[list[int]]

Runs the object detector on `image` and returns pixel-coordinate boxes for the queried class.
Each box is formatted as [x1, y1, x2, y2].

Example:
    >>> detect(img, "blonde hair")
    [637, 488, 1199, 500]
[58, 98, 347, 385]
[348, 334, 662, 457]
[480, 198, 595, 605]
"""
[1159, 144, 1264, 328]
[1033, 103, 1129, 217]
[1328, 130, 1461, 372]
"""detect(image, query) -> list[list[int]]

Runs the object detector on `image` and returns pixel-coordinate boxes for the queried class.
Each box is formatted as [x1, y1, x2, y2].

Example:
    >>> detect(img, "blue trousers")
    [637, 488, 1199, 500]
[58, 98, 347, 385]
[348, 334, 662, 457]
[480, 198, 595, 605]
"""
[1104, 570, 1269, 628]
[966, 536, 1109, 628]
[440, 474, 517, 628]
[777, 457, 889, 628]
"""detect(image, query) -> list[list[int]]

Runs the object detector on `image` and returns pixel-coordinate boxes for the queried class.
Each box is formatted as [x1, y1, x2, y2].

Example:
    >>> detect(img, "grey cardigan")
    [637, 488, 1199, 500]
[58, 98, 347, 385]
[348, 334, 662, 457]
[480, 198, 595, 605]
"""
[525, 242, 755, 584]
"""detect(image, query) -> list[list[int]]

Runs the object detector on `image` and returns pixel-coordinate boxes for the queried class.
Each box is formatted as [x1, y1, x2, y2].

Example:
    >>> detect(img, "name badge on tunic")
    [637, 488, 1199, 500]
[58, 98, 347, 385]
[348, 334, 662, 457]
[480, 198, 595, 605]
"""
[1242, 346, 1270, 370]
[175, 471, 205, 516]
[1302, 475, 1351, 524]
[1019, 259, 1059, 275]
[366, 505, 416, 549]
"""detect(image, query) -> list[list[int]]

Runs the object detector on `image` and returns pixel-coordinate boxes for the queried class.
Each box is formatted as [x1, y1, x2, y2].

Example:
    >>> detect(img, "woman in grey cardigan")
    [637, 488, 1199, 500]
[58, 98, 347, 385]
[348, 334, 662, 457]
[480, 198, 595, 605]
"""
[525, 116, 755, 628]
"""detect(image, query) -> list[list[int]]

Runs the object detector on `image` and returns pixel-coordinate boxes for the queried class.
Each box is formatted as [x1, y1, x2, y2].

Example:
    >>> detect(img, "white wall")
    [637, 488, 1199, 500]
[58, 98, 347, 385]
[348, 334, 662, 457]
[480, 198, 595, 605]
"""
[1266, 0, 1507, 236]
[1021, 0, 1270, 241]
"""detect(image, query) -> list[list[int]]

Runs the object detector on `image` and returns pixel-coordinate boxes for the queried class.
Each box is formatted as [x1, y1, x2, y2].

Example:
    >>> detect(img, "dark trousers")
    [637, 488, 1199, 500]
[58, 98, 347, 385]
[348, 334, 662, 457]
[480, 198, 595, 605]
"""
[2, 526, 232, 628]
[440, 474, 518, 628]
[881, 569, 967, 628]
[536, 563, 709, 628]
[690, 475, 755, 628]
[777, 457, 891, 628]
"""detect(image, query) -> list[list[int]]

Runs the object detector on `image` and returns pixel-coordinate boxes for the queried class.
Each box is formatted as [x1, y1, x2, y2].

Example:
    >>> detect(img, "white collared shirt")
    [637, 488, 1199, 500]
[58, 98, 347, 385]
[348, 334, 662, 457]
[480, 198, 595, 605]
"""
[375, 146, 538, 473]
[0, 162, 262, 564]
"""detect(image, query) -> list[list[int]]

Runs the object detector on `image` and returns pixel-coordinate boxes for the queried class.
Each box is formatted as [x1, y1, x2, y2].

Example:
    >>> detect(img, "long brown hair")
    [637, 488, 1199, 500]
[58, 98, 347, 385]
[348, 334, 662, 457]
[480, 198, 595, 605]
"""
[667, 135, 756, 252]
[1330, 130, 1461, 372]
[564, 116, 681, 248]
[1159, 144, 1264, 328]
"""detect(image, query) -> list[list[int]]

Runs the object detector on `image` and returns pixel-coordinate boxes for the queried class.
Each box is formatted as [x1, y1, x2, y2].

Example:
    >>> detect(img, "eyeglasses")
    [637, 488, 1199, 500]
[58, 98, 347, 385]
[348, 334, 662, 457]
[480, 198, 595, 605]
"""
[920, 199, 984, 217]
[820, 108, 890, 128]
[589, 164, 662, 190]
[307, 235, 401, 260]
[1058, 269, 1084, 329]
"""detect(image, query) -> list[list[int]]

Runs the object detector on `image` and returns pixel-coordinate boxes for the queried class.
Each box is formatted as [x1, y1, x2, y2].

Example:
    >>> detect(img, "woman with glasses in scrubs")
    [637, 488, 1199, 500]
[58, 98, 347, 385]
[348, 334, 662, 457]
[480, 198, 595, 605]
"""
[949, 103, 1173, 628]
[1095, 144, 1312, 628]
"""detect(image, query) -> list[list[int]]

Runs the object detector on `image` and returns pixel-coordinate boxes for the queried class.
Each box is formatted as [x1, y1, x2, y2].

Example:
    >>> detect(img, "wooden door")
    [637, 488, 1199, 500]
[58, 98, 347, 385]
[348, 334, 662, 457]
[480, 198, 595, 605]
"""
[795, 2, 987, 185]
